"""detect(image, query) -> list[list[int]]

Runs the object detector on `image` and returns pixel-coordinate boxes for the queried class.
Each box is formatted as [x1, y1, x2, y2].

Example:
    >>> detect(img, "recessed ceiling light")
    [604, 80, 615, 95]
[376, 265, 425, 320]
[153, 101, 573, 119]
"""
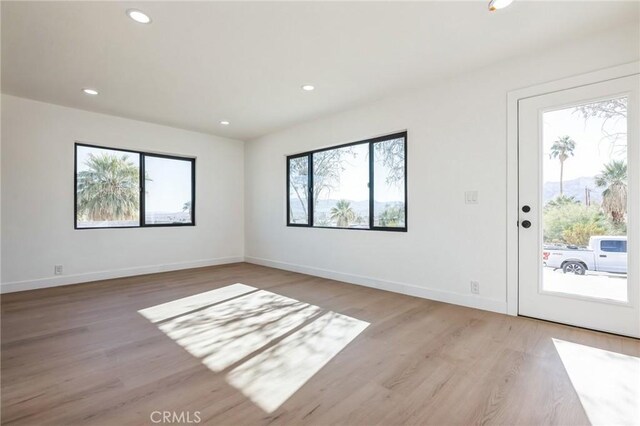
[82, 88, 99, 95]
[301, 85, 315, 91]
[127, 9, 152, 24]
[220, 120, 230, 126]
[488, 0, 514, 11]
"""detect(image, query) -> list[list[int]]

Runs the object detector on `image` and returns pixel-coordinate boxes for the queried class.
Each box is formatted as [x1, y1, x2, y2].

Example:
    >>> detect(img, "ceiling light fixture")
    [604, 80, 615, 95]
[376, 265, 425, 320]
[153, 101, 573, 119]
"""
[220, 120, 230, 126]
[82, 88, 99, 95]
[488, 0, 514, 11]
[301, 85, 315, 91]
[127, 9, 152, 24]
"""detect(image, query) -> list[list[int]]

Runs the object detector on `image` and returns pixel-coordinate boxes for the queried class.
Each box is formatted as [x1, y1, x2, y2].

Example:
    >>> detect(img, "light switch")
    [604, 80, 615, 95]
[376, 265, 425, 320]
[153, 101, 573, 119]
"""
[465, 191, 478, 204]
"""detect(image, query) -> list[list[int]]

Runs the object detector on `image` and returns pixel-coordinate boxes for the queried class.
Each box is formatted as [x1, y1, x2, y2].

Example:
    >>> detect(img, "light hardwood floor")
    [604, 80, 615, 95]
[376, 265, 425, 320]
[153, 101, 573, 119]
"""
[1, 262, 638, 425]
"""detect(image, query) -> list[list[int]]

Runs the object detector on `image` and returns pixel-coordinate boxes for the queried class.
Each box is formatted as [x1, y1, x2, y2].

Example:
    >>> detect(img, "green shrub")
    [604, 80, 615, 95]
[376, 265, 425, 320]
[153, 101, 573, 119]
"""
[543, 202, 606, 245]
[562, 222, 606, 246]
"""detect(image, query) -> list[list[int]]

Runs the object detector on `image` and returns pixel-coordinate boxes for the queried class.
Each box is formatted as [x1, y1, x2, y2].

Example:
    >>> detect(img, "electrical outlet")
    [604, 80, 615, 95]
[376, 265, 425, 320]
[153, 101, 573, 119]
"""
[54, 265, 63, 275]
[470, 280, 480, 295]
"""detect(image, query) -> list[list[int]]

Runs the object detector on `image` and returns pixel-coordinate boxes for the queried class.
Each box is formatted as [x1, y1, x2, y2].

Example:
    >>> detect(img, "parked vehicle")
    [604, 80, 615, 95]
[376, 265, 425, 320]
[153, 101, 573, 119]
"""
[543, 236, 627, 275]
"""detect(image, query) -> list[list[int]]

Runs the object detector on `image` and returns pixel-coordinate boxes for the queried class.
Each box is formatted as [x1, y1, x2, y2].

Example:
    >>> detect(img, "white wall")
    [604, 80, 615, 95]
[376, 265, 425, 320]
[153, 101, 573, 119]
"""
[2, 25, 638, 310]
[1, 95, 244, 292]
[244, 25, 640, 313]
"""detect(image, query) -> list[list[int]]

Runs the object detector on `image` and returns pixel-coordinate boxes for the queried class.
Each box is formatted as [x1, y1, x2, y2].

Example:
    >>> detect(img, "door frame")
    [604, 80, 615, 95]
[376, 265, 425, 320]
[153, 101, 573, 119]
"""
[506, 61, 640, 316]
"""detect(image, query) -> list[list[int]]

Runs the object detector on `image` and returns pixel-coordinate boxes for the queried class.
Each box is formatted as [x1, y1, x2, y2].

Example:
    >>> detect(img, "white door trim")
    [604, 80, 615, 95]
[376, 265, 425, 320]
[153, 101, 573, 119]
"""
[506, 61, 640, 316]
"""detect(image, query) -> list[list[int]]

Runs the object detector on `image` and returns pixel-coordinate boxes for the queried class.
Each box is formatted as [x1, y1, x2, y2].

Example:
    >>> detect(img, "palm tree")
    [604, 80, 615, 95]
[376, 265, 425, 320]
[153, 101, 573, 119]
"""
[549, 135, 576, 195]
[77, 153, 140, 222]
[378, 204, 405, 227]
[330, 200, 356, 227]
[595, 160, 627, 224]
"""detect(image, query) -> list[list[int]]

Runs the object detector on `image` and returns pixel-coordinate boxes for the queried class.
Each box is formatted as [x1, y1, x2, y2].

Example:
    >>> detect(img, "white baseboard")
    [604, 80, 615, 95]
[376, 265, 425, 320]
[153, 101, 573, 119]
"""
[2, 255, 508, 315]
[0, 256, 245, 294]
[245, 256, 507, 314]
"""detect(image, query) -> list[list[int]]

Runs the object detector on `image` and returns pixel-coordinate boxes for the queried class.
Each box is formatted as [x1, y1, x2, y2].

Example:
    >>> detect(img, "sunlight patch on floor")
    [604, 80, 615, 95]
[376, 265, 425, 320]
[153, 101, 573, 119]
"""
[227, 311, 369, 412]
[139, 285, 369, 412]
[139, 283, 256, 323]
[553, 338, 640, 426]
[144, 287, 322, 371]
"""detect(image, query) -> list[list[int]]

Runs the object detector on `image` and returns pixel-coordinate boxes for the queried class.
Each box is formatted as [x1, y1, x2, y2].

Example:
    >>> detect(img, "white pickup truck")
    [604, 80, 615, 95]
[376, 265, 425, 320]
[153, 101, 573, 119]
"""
[543, 236, 627, 275]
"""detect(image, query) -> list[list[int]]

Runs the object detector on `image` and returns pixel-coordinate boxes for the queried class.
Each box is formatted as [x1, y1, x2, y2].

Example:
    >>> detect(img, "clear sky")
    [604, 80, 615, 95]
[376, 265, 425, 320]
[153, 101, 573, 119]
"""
[313, 140, 405, 203]
[145, 156, 192, 213]
[543, 98, 627, 184]
[316, 143, 369, 202]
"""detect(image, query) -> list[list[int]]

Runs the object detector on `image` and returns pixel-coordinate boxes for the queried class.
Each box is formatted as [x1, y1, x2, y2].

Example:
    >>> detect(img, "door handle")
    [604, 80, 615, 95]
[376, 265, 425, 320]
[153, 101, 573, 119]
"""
[521, 220, 532, 228]
[599, 255, 607, 258]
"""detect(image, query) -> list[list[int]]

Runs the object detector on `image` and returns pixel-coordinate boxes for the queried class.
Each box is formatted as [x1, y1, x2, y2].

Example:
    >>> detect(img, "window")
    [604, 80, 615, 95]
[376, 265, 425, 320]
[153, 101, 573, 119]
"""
[288, 155, 309, 225]
[144, 155, 194, 225]
[600, 240, 627, 253]
[286, 132, 407, 231]
[75, 143, 195, 229]
[373, 138, 406, 228]
[75, 145, 141, 228]
[313, 143, 370, 228]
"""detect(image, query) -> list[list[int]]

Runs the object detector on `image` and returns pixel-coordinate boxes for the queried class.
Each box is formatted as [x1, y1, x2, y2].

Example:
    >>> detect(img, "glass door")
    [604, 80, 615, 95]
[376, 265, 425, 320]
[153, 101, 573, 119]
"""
[518, 74, 639, 337]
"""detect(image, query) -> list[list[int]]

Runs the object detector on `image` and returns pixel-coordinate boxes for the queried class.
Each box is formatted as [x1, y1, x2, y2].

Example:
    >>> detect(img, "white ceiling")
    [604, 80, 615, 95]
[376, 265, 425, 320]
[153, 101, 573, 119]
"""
[2, 1, 638, 140]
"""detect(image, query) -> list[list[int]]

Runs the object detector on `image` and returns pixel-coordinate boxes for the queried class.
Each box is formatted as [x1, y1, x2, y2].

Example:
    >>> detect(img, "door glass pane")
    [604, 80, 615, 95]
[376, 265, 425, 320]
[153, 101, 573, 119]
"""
[313, 143, 369, 228]
[542, 97, 628, 302]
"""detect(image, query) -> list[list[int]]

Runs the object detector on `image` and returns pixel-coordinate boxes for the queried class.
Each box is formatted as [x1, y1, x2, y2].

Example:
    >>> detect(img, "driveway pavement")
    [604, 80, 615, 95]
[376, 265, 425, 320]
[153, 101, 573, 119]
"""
[542, 267, 627, 302]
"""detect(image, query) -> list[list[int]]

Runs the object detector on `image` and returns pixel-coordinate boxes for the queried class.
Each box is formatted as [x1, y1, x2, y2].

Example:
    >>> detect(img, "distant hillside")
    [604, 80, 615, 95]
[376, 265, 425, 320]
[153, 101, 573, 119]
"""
[543, 177, 602, 205]
[290, 199, 401, 218]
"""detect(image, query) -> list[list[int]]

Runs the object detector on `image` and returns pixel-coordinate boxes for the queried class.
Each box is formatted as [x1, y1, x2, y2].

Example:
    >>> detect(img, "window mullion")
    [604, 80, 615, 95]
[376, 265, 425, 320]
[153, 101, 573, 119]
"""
[286, 157, 291, 225]
[191, 158, 196, 226]
[140, 154, 145, 227]
[369, 142, 374, 230]
[308, 153, 314, 227]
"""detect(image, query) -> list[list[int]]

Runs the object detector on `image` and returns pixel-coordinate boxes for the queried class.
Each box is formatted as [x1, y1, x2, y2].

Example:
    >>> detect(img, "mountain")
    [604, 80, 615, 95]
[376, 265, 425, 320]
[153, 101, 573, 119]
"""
[543, 177, 602, 204]
[290, 199, 402, 218]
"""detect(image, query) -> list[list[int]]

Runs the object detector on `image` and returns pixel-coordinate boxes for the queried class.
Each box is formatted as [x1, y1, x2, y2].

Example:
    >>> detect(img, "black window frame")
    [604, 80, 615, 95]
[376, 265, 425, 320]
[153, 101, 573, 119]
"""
[74, 142, 196, 230]
[286, 131, 407, 232]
